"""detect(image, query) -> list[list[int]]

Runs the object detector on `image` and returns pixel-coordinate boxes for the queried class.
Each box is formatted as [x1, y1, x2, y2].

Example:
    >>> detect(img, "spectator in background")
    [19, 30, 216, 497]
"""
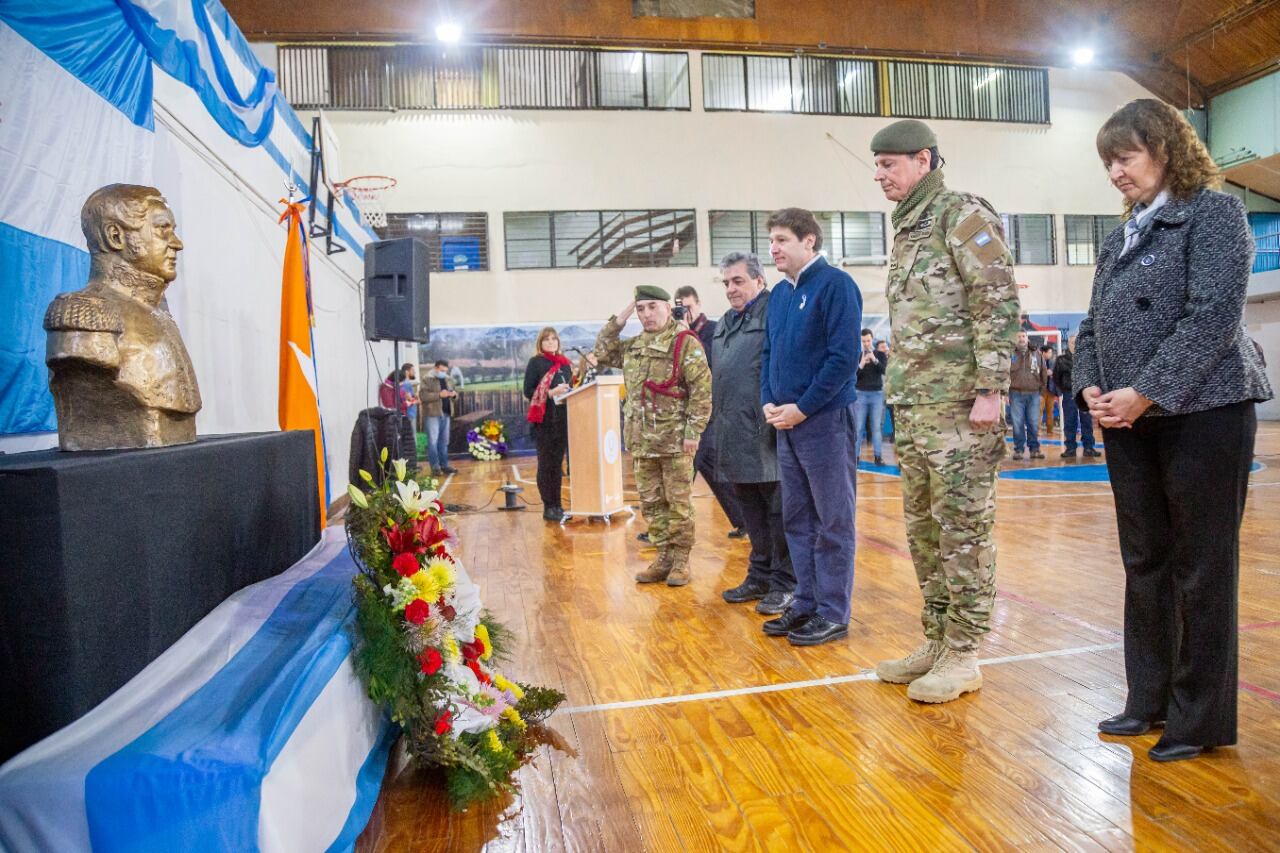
[1008, 331, 1048, 460]
[420, 359, 459, 476]
[1039, 344, 1060, 435]
[854, 328, 888, 465]
[399, 363, 420, 429]
[449, 363, 466, 388]
[675, 285, 747, 539]
[524, 328, 573, 521]
[1077, 98, 1272, 761]
[1054, 335, 1100, 458]
[712, 252, 796, 614]
[878, 340, 894, 441]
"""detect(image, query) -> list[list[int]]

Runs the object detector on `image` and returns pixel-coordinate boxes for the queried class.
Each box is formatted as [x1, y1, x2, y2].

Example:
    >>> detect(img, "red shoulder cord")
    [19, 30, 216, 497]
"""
[642, 330, 701, 406]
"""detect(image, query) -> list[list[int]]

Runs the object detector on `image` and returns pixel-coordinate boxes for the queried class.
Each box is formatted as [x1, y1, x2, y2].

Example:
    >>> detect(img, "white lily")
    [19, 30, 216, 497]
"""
[346, 483, 369, 509]
[394, 479, 439, 515]
[393, 458, 408, 482]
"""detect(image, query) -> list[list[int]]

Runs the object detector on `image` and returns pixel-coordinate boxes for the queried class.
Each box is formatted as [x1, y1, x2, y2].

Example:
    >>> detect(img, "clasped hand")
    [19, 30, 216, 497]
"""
[763, 403, 806, 430]
[1083, 386, 1152, 429]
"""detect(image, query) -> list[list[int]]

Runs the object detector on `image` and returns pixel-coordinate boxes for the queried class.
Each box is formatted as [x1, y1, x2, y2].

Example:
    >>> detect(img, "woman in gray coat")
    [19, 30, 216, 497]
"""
[1074, 99, 1273, 762]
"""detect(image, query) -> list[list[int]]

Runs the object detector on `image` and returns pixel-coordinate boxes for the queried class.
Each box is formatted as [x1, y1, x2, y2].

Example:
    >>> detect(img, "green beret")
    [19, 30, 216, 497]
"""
[634, 285, 670, 302]
[870, 119, 938, 154]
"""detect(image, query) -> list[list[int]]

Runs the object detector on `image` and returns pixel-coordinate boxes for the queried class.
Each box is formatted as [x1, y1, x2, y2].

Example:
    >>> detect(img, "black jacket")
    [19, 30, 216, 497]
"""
[523, 355, 573, 428]
[1073, 189, 1272, 416]
[349, 407, 415, 486]
[1052, 350, 1073, 397]
[710, 293, 778, 484]
[855, 349, 887, 391]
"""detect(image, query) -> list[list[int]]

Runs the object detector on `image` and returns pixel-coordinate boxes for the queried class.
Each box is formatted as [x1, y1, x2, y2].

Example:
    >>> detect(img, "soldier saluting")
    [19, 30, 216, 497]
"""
[595, 286, 712, 587]
[870, 120, 1021, 703]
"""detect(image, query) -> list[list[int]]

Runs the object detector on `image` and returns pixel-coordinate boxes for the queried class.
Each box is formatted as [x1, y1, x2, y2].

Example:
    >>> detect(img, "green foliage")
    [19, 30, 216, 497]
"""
[516, 683, 567, 725]
[478, 611, 515, 663]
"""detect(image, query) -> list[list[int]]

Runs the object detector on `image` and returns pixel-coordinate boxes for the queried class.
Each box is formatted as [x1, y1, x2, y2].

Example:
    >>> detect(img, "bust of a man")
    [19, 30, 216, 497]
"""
[43, 184, 201, 450]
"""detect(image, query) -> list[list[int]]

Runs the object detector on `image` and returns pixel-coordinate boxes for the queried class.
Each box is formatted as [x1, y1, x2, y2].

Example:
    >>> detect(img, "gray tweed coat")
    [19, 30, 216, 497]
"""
[1073, 188, 1273, 416]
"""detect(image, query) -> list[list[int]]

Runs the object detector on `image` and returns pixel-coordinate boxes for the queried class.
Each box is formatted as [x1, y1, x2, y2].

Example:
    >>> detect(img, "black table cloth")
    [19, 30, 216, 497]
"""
[0, 431, 321, 762]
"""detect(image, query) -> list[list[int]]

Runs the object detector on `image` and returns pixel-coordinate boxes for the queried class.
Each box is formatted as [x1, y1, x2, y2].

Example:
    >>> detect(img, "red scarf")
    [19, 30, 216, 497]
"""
[527, 353, 572, 424]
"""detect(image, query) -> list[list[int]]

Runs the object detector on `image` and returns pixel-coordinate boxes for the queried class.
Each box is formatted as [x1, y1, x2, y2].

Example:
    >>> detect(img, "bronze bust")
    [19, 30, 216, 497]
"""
[43, 184, 202, 450]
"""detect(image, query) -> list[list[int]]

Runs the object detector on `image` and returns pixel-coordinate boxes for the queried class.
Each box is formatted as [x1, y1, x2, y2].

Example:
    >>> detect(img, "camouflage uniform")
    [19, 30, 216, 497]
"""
[595, 316, 712, 576]
[885, 168, 1021, 652]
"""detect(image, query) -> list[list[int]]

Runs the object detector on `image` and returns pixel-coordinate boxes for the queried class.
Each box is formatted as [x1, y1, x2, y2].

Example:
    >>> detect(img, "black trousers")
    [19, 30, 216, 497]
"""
[733, 480, 796, 593]
[694, 441, 746, 529]
[1103, 401, 1256, 746]
[533, 420, 567, 509]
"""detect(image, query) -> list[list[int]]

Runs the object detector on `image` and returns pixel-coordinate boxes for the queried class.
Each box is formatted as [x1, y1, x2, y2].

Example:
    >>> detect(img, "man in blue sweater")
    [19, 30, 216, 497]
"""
[759, 208, 863, 646]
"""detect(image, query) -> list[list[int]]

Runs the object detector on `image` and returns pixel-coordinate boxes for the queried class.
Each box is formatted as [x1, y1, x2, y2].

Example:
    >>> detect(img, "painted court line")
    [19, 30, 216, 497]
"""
[563, 641, 1124, 714]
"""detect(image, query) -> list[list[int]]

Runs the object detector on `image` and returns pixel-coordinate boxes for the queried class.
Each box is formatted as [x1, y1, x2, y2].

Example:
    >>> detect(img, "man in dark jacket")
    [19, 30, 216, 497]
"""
[711, 253, 796, 615]
[1053, 335, 1099, 458]
[675, 285, 746, 539]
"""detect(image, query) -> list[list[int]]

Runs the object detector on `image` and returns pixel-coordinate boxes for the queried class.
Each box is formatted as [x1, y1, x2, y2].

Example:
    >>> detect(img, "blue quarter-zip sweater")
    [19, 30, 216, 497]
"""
[760, 255, 863, 417]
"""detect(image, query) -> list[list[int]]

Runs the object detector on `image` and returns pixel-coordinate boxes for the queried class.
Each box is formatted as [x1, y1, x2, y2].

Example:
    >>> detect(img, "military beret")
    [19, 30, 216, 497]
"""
[634, 285, 671, 302]
[870, 119, 938, 154]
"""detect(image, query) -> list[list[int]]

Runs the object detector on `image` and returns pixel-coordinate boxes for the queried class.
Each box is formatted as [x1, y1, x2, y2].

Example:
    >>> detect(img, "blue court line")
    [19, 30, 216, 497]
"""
[860, 460, 1264, 482]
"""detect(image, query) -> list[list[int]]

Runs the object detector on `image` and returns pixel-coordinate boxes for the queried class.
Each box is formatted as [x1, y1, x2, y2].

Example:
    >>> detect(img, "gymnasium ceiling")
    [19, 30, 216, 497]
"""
[225, 0, 1280, 108]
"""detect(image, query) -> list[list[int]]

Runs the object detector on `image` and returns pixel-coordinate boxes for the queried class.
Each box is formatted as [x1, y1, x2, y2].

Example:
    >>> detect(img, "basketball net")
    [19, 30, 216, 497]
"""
[334, 175, 396, 229]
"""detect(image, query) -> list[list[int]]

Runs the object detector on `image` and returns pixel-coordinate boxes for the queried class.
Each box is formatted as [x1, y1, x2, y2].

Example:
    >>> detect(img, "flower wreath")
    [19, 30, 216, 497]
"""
[466, 418, 508, 461]
[345, 452, 563, 807]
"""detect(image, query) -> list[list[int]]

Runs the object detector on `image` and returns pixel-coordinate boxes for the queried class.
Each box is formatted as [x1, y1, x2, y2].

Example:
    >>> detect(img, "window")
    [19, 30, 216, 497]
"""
[1250, 213, 1280, 274]
[1063, 214, 1123, 265]
[376, 213, 490, 271]
[279, 45, 689, 111]
[709, 210, 885, 266]
[702, 53, 878, 115]
[504, 210, 697, 270]
[886, 60, 1049, 124]
[1001, 214, 1056, 265]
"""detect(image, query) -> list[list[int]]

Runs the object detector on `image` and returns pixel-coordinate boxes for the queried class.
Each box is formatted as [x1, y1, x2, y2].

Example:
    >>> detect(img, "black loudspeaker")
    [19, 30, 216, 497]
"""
[364, 237, 430, 342]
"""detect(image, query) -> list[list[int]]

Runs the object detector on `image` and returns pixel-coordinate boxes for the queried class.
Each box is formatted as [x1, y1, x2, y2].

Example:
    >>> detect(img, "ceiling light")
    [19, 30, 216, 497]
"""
[435, 23, 462, 44]
[1072, 47, 1095, 66]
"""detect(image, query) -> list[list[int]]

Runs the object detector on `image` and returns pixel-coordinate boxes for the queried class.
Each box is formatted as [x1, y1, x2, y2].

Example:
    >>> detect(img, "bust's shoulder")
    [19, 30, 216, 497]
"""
[43, 291, 124, 333]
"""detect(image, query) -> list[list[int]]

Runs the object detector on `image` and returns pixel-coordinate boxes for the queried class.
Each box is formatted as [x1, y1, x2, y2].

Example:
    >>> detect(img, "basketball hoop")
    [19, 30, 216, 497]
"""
[334, 175, 397, 229]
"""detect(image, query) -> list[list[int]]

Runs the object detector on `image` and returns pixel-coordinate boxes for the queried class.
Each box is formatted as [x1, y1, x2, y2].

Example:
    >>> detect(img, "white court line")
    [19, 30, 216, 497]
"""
[563, 641, 1124, 714]
[437, 472, 454, 497]
[510, 463, 536, 485]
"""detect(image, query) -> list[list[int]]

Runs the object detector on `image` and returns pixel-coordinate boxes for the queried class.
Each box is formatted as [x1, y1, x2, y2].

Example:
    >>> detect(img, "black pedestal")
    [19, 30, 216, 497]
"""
[0, 431, 321, 762]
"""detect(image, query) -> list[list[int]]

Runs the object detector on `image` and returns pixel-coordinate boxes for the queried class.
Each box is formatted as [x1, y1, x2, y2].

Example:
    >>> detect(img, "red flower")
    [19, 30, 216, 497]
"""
[465, 659, 492, 685]
[461, 639, 482, 662]
[383, 524, 421, 555]
[392, 552, 420, 577]
[418, 647, 442, 675]
[413, 514, 450, 550]
[436, 597, 457, 621]
[434, 710, 453, 735]
[404, 598, 430, 624]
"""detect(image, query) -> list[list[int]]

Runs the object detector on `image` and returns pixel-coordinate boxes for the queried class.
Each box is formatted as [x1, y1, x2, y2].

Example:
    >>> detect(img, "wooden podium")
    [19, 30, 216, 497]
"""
[560, 375, 632, 524]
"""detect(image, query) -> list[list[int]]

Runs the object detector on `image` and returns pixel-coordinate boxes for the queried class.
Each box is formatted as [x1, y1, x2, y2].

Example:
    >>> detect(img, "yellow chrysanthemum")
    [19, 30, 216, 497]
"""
[486, 729, 504, 753]
[492, 673, 524, 700]
[473, 624, 493, 661]
[425, 559, 454, 592]
[443, 634, 461, 663]
[409, 570, 440, 602]
[502, 707, 526, 730]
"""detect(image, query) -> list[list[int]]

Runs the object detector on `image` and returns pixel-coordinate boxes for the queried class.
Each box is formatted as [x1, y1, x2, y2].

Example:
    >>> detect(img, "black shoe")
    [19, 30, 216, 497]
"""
[542, 506, 564, 522]
[727, 527, 748, 540]
[763, 608, 813, 637]
[1029, 451, 1046, 460]
[1098, 714, 1162, 736]
[442, 465, 460, 474]
[636, 532, 650, 543]
[722, 580, 769, 603]
[755, 591, 794, 615]
[787, 615, 849, 646]
[1083, 448, 1102, 458]
[1149, 738, 1209, 762]
[873, 456, 883, 466]
[1061, 448, 1078, 458]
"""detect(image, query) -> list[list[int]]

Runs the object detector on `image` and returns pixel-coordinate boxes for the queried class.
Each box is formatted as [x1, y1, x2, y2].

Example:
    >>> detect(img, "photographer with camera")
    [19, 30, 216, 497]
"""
[674, 286, 747, 540]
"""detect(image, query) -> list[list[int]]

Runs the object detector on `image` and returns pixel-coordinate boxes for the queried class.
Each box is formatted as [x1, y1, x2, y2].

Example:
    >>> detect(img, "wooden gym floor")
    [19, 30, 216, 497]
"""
[356, 423, 1280, 852]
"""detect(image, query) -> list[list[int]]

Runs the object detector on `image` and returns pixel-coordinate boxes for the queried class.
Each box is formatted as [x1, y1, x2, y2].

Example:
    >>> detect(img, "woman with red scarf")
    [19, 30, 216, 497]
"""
[523, 327, 573, 521]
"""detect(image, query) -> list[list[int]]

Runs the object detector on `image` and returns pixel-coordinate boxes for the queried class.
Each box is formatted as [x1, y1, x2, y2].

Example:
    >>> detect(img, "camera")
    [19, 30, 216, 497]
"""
[672, 302, 687, 322]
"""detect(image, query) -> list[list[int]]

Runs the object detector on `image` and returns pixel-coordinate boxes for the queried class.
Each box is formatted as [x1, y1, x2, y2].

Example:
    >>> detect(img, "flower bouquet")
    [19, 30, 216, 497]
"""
[345, 451, 563, 807]
[466, 418, 508, 461]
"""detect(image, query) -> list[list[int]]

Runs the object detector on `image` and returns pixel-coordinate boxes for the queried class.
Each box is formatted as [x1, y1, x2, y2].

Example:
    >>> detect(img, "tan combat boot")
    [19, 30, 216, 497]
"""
[907, 648, 983, 703]
[635, 549, 674, 584]
[665, 549, 692, 587]
[875, 639, 945, 684]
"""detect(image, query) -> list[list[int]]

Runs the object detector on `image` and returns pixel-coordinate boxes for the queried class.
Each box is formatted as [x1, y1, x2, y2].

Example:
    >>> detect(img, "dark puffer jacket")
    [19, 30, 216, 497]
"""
[1072, 188, 1272, 416]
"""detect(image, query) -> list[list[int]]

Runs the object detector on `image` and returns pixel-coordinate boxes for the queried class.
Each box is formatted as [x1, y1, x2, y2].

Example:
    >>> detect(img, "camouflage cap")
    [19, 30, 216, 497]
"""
[634, 285, 671, 302]
[871, 119, 938, 154]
